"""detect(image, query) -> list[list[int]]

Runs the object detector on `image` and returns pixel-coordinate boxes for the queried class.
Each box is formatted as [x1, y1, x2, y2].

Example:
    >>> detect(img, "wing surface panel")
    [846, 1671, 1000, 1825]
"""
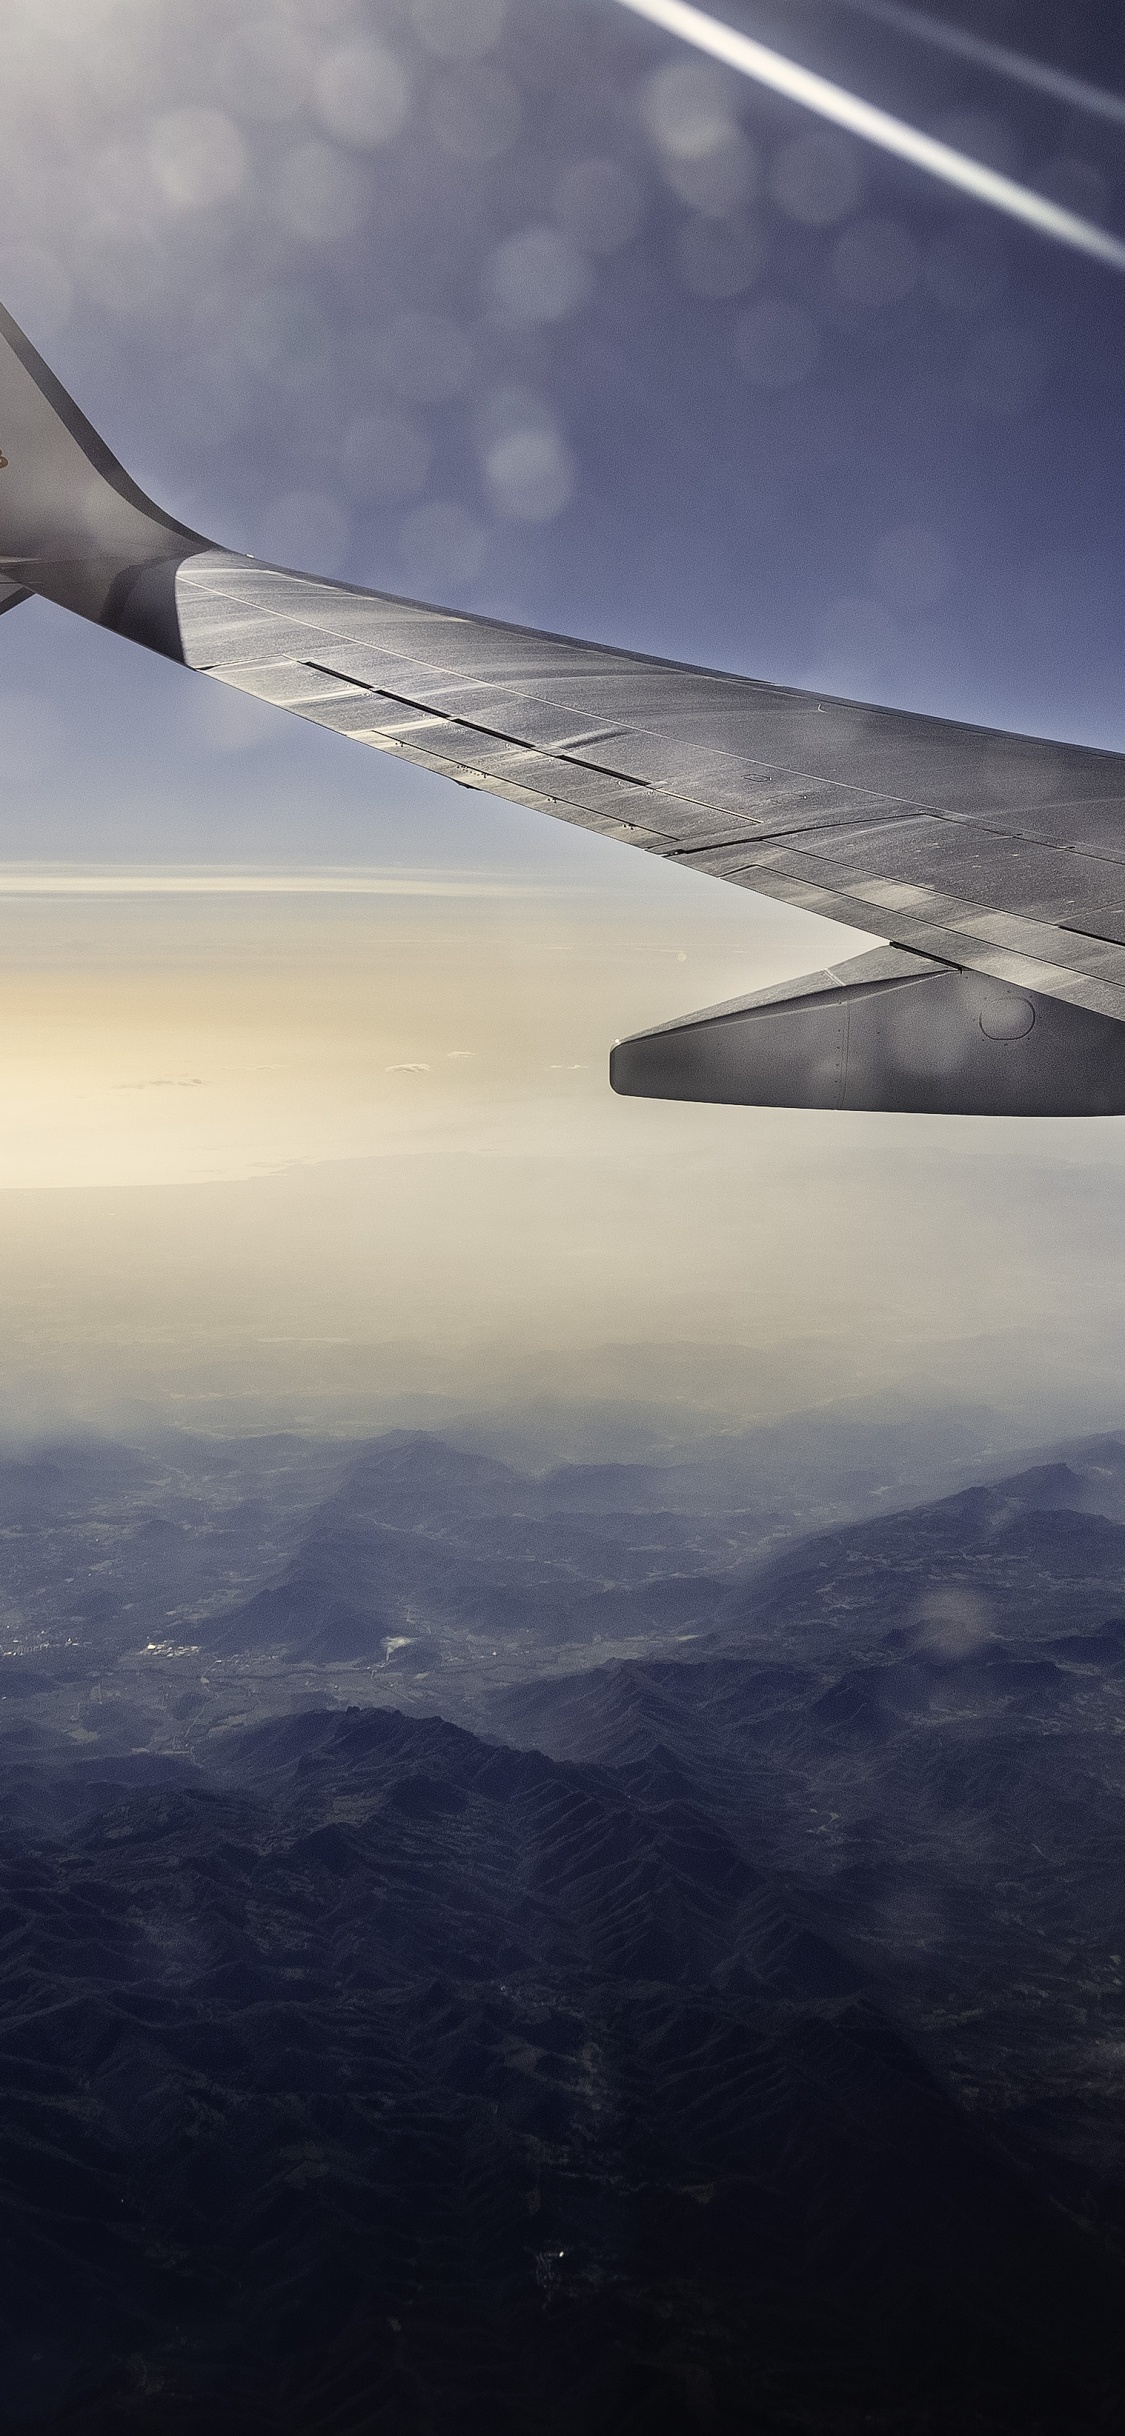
[5, 258, 1125, 1039]
[172, 550, 1125, 1021]
[6, 290, 1125, 1102]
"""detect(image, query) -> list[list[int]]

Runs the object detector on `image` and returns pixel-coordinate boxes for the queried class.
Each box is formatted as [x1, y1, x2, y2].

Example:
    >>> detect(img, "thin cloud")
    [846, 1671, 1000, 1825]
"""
[0, 869, 540, 898]
[615, 0, 1125, 271]
[825, 0, 1125, 133]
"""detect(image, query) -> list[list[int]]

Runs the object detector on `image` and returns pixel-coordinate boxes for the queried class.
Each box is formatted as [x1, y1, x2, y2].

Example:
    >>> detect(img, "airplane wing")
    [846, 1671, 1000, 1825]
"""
[4, 294, 1125, 1116]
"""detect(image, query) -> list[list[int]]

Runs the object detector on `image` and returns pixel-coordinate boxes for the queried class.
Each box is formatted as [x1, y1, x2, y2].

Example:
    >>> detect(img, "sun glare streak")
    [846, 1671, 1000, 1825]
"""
[614, 0, 1125, 271]
[823, 0, 1125, 133]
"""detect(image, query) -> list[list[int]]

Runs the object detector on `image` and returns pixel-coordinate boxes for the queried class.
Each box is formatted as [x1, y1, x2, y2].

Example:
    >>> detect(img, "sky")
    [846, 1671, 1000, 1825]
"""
[3, 0, 1125, 1448]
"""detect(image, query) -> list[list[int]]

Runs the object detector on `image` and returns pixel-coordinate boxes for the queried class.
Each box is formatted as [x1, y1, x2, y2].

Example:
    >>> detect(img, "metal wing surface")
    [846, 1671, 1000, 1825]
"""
[4, 292, 1125, 1112]
[175, 547, 1125, 1027]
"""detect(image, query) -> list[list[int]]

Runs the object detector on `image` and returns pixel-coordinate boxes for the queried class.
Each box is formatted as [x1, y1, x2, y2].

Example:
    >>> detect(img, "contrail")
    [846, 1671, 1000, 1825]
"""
[614, 0, 1125, 272]
[823, 0, 1125, 134]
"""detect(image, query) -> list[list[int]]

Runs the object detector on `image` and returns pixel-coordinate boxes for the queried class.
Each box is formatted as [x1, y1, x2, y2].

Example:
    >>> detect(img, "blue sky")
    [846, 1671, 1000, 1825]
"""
[7, 0, 1125, 790]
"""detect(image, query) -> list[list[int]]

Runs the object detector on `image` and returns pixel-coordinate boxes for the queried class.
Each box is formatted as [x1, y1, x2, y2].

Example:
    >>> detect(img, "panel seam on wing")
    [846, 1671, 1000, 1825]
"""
[300, 663, 653, 787]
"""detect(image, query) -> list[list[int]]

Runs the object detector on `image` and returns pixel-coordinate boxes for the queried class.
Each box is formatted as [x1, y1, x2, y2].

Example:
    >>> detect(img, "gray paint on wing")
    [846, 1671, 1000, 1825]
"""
[3, 293, 1125, 1112]
[609, 946, 1125, 1114]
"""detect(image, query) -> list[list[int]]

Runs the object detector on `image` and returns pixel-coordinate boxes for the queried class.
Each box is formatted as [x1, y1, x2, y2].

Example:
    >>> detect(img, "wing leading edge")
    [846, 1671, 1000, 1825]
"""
[3, 297, 1125, 1115]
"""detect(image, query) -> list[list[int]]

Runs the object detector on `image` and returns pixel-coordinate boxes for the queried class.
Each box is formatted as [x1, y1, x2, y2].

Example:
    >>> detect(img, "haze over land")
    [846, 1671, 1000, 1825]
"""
[1, 880, 1125, 1446]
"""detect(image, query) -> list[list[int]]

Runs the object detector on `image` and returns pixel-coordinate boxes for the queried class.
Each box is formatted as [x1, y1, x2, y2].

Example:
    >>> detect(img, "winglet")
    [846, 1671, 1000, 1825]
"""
[0, 300, 212, 658]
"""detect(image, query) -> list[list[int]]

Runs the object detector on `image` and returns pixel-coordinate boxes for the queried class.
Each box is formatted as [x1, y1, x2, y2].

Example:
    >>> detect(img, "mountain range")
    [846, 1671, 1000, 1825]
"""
[4, 1423, 1125, 2426]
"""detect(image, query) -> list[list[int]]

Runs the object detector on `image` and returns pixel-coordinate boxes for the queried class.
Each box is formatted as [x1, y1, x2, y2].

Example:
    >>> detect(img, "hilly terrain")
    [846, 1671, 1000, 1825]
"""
[0, 1419, 960, 1756]
[490, 1446, 1125, 2190]
[1, 1422, 1125, 2427]
[3, 1705, 1125, 2434]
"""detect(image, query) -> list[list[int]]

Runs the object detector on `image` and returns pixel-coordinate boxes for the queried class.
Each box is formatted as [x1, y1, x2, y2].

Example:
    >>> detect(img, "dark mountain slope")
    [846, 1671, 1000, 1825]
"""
[486, 1453, 1125, 2201]
[1, 1708, 1122, 2433]
[738, 1459, 1125, 1655]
